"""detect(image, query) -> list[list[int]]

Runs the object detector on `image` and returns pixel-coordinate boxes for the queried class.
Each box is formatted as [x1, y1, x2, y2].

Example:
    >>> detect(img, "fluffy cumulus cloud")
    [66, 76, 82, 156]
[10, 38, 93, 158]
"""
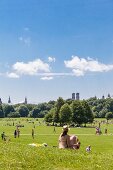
[64, 56, 113, 76]
[4, 55, 113, 79]
[11, 59, 51, 76]
[48, 57, 56, 63]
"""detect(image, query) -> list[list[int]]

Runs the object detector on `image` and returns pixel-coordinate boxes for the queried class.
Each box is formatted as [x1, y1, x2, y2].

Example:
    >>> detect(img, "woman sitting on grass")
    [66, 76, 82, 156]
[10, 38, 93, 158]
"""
[58, 125, 80, 149]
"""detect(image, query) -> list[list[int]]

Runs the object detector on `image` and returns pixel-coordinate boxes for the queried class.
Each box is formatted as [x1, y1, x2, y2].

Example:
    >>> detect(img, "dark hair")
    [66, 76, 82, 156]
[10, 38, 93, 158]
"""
[61, 131, 68, 137]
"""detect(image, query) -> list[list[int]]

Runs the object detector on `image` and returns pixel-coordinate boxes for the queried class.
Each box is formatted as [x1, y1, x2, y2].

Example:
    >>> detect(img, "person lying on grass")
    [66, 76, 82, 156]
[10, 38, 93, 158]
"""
[58, 125, 80, 149]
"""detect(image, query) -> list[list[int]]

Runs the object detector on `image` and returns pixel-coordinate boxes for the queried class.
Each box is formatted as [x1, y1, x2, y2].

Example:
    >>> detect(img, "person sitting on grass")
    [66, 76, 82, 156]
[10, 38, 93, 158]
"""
[59, 125, 70, 149]
[70, 135, 81, 149]
[58, 125, 80, 149]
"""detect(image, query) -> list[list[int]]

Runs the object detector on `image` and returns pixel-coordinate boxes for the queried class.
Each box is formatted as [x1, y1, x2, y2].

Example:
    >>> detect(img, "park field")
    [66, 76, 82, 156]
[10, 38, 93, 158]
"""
[0, 118, 113, 170]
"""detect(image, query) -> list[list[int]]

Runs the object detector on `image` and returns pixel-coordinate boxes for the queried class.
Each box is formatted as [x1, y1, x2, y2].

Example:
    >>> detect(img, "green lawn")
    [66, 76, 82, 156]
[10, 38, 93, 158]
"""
[0, 118, 113, 170]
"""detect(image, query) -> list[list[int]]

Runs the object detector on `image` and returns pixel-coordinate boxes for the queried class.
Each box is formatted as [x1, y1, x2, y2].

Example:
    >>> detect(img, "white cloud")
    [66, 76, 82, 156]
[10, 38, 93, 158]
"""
[7, 72, 19, 78]
[5, 55, 113, 79]
[48, 57, 56, 62]
[40, 76, 53, 80]
[12, 59, 51, 76]
[64, 56, 113, 76]
[72, 69, 84, 76]
[36, 72, 74, 76]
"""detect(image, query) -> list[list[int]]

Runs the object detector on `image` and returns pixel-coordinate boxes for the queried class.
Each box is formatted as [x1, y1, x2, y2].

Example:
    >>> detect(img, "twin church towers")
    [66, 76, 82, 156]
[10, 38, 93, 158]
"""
[72, 93, 80, 100]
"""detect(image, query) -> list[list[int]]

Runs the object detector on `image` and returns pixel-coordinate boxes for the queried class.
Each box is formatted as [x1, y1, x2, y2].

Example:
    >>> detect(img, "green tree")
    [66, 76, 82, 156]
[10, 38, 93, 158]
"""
[71, 100, 84, 126]
[81, 100, 94, 125]
[38, 110, 48, 118]
[53, 97, 65, 123]
[52, 107, 59, 123]
[93, 111, 99, 118]
[17, 105, 29, 117]
[98, 108, 108, 118]
[26, 104, 37, 112]
[105, 112, 113, 122]
[48, 100, 56, 106]
[3, 104, 15, 117]
[59, 103, 72, 124]
[55, 97, 65, 112]
[31, 106, 41, 118]
[7, 111, 20, 118]
[0, 105, 4, 118]
[44, 112, 53, 123]
[107, 99, 113, 112]
[65, 99, 73, 105]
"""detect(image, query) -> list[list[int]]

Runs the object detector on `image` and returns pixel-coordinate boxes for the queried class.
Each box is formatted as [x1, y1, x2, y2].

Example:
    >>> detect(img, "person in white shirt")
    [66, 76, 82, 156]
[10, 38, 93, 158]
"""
[86, 145, 91, 152]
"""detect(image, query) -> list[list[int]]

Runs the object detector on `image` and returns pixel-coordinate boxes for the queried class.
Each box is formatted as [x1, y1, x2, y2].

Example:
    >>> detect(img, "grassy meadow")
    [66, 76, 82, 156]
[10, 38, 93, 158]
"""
[0, 118, 113, 170]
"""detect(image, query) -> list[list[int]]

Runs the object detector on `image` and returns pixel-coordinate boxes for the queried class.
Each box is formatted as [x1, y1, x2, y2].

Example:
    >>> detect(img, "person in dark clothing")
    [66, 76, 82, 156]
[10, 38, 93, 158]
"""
[14, 130, 17, 138]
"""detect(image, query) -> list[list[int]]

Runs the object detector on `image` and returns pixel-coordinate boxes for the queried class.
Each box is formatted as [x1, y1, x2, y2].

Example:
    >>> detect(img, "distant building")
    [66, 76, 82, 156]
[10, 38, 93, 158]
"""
[8, 96, 11, 104]
[24, 97, 27, 104]
[102, 95, 105, 99]
[72, 93, 75, 100]
[108, 93, 111, 98]
[76, 93, 80, 100]
[0, 98, 2, 104]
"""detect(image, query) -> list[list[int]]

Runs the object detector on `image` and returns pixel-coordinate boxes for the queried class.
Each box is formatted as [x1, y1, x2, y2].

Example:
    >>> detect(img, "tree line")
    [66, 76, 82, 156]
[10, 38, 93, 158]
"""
[44, 97, 93, 126]
[87, 97, 113, 120]
[0, 96, 113, 125]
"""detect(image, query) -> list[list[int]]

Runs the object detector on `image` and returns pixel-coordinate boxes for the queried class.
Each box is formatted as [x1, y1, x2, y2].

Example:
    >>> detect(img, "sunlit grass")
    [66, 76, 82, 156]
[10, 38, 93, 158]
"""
[0, 118, 113, 169]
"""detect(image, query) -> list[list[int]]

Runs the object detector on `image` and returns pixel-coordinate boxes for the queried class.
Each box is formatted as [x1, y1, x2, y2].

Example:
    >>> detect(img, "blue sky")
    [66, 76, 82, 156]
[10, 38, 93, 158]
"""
[0, 0, 113, 104]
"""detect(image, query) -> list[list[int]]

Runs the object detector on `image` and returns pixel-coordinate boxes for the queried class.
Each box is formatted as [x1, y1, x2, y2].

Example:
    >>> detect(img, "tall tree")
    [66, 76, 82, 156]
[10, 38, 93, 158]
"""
[3, 104, 15, 117]
[53, 97, 65, 123]
[71, 100, 84, 126]
[31, 106, 41, 118]
[17, 105, 29, 117]
[44, 108, 55, 123]
[52, 107, 59, 123]
[105, 112, 113, 123]
[81, 100, 94, 125]
[59, 103, 72, 124]
[55, 97, 65, 112]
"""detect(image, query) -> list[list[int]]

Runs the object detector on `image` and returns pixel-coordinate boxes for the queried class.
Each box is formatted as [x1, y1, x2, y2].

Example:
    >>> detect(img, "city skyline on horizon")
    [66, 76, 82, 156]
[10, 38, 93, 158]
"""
[0, 92, 113, 105]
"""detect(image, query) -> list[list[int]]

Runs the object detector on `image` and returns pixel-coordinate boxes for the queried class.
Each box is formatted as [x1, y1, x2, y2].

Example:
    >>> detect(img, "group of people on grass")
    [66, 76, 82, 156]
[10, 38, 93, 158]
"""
[14, 128, 20, 138]
[95, 126, 108, 135]
[1, 122, 93, 151]
[1, 132, 10, 141]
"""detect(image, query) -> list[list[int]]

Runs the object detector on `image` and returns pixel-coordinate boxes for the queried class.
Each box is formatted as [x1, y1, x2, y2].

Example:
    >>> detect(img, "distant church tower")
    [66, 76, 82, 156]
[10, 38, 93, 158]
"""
[24, 97, 27, 104]
[102, 95, 105, 99]
[0, 98, 2, 104]
[76, 93, 80, 100]
[72, 93, 75, 100]
[8, 96, 11, 104]
[108, 93, 111, 98]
